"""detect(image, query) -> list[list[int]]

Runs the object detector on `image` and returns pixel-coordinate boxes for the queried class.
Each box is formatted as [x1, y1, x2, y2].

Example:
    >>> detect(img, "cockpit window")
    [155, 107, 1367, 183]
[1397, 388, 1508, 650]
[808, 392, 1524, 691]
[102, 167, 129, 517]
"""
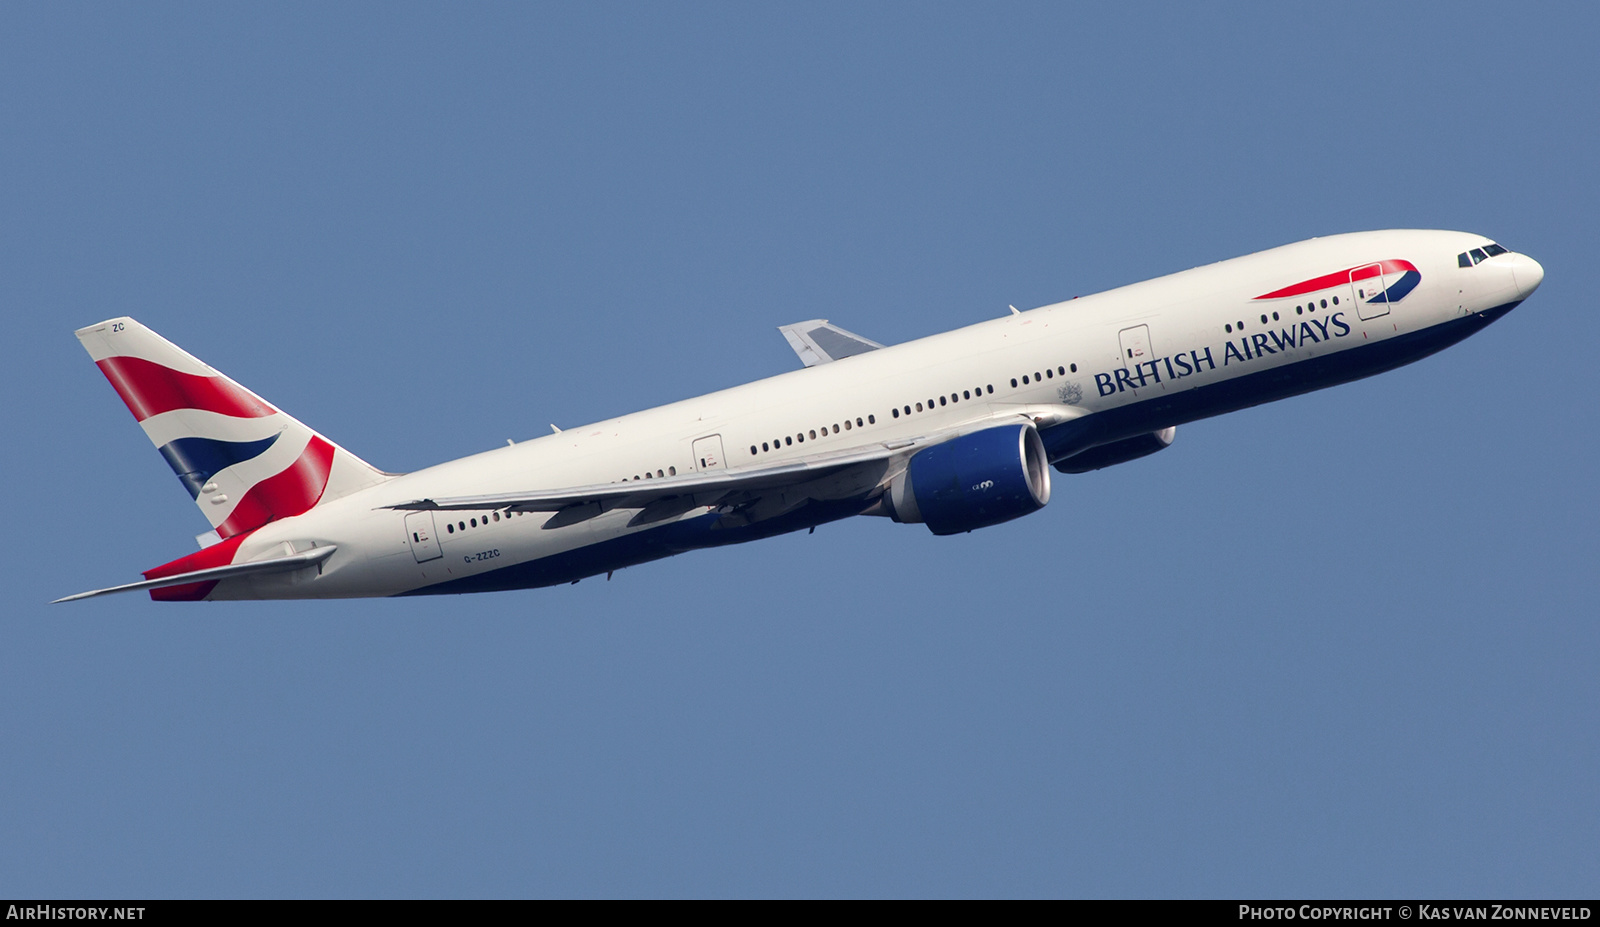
[1459, 243, 1509, 267]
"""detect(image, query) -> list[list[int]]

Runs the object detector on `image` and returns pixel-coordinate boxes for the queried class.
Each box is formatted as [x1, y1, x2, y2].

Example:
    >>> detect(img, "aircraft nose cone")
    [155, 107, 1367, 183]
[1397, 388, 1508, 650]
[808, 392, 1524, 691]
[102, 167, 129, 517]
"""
[1511, 253, 1545, 298]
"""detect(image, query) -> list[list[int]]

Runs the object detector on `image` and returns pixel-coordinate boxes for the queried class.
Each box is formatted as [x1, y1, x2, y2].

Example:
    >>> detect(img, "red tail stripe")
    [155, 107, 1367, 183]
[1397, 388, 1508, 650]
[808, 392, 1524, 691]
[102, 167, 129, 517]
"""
[141, 436, 337, 599]
[1254, 259, 1420, 300]
[143, 532, 253, 602]
[217, 436, 337, 539]
[96, 355, 276, 422]
[150, 581, 219, 602]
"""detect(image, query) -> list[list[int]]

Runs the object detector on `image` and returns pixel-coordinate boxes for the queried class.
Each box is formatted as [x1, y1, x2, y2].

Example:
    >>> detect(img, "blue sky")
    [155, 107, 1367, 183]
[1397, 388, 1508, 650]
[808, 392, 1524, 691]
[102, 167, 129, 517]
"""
[3, 2, 1596, 897]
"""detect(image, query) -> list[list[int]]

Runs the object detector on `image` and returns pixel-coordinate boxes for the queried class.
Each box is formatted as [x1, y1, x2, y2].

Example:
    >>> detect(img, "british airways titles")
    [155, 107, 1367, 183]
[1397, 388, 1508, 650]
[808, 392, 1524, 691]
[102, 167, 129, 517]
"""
[1094, 312, 1353, 397]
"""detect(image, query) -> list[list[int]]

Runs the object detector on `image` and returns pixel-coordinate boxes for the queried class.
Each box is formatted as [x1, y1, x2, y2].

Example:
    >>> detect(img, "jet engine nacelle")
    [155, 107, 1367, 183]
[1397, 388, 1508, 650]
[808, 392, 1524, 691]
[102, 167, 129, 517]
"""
[887, 423, 1052, 535]
[1052, 426, 1176, 474]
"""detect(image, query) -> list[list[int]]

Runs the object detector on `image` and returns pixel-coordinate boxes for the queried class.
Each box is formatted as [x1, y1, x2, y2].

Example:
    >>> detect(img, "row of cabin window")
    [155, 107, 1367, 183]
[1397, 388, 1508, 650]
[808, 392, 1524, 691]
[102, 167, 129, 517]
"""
[1004, 364, 1079, 391]
[896, 385, 989, 418]
[1225, 297, 1338, 333]
[887, 363, 1082, 420]
[622, 466, 678, 481]
[443, 510, 526, 535]
[753, 360, 1089, 453]
[753, 415, 878, 454]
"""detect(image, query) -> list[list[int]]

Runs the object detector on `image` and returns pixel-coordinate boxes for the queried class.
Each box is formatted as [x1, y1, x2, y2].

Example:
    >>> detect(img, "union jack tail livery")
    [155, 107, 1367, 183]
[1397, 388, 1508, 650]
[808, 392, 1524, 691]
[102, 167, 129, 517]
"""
[75, 318, 390, 542]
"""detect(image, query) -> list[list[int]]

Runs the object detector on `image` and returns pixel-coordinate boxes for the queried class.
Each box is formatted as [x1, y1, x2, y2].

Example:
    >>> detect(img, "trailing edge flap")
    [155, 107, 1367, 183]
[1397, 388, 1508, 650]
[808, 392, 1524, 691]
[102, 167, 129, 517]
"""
[52, 545, 337, 604]
[778, 319, 885, 367]
[385, 410, 1075, 517]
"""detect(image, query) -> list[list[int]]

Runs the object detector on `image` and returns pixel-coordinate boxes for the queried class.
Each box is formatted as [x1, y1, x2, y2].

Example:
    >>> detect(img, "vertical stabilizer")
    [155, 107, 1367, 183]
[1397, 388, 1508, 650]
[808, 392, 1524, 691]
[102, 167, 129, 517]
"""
[75, 317, 391, 538]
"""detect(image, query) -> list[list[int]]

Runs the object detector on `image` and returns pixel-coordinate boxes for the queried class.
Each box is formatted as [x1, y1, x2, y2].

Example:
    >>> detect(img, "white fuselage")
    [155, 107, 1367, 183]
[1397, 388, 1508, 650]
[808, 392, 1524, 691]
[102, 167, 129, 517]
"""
[209, 230, 1541, 599]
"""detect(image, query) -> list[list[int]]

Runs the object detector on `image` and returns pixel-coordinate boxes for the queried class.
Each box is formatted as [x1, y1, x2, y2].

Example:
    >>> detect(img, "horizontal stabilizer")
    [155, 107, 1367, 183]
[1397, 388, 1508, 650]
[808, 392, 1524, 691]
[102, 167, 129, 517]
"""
[52, 545, 336, 604]
[778, 319, 885, 367]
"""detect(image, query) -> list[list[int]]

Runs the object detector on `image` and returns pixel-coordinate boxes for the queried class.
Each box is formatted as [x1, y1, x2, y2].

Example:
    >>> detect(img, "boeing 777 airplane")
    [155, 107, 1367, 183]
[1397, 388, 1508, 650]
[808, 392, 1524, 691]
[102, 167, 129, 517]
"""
[58, 230, 1542, 603]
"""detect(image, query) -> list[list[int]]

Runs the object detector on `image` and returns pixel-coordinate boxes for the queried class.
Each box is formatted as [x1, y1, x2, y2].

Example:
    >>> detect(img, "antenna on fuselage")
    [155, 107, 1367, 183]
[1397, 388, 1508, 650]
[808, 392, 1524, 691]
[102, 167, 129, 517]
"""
[1008, 305, 1020, 316]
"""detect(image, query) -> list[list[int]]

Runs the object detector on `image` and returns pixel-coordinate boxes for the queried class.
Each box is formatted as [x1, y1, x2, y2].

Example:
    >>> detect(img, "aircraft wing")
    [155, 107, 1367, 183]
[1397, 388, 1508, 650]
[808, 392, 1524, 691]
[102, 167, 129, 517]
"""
[385, 440, 919, 516]
[778, 319, 885, 367]
[53, 545, 337, 603]
[385, 407, 1075, 522]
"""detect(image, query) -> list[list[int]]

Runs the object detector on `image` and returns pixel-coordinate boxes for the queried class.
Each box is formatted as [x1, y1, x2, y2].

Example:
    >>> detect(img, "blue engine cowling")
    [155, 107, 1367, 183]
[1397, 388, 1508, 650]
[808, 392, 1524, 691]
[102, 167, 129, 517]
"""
[887, 423, 1051, 535]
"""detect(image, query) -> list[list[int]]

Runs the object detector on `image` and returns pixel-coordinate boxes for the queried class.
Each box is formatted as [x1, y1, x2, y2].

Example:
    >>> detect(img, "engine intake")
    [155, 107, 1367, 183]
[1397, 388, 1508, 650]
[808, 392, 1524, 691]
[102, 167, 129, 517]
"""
[888, 423, 1051, 535]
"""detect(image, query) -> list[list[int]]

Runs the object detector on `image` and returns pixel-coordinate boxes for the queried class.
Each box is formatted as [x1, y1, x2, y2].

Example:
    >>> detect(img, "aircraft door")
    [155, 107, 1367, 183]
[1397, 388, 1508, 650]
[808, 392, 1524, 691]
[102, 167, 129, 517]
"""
[692, 434, 726, 471]
[1350, 263, 1390, 321]
[405, 511, 443, 563]
[1118, 325, 1162, 391]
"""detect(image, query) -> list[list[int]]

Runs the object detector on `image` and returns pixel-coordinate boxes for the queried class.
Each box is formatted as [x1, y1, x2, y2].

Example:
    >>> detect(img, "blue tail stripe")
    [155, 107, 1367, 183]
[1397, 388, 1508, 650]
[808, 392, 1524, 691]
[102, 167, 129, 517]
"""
[158, 434, 281, 498]
[1372, 270, 1421, 304]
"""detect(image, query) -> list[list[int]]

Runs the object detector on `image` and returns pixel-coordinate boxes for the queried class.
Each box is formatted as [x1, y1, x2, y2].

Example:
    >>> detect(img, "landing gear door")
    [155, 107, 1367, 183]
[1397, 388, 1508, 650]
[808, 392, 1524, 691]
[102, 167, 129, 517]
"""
[1350, 263, 1390, 321]
[405, 511, 443, 563]
[692, 434, 726, 471]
